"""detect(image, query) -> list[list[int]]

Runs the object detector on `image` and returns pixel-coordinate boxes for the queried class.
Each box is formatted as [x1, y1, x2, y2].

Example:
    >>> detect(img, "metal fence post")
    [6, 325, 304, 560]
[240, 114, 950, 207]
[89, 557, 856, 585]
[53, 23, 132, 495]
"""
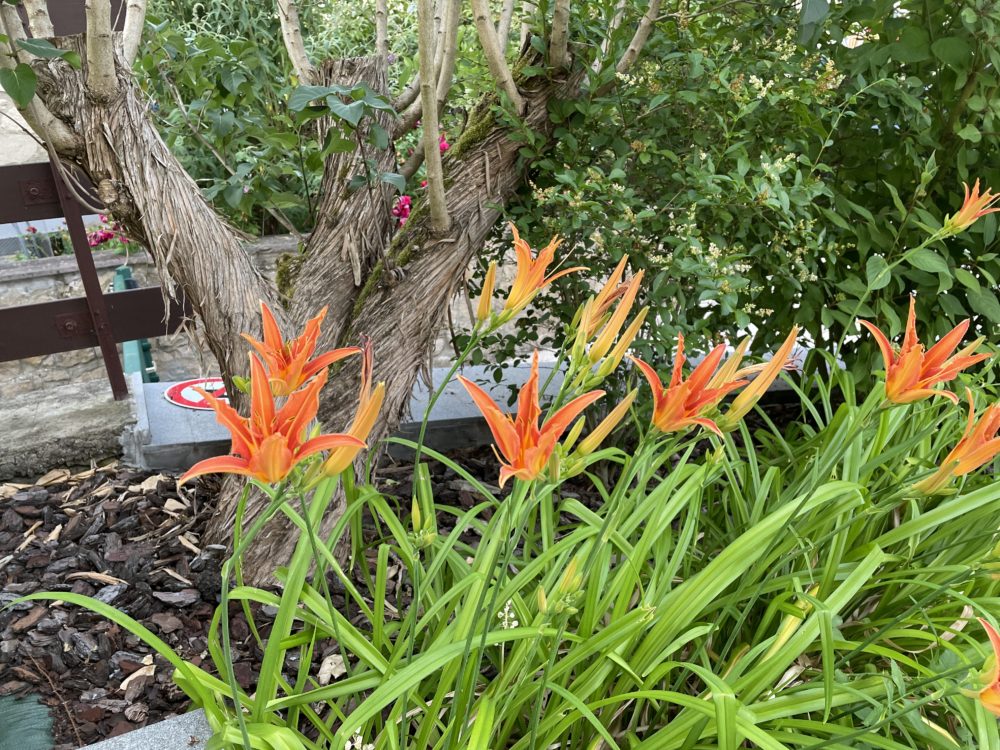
[49, 163, 129, 400]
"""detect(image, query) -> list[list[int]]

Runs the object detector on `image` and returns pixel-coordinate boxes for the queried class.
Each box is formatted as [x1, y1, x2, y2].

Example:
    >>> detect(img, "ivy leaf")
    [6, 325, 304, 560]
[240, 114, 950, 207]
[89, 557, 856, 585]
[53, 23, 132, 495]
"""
[0, 63, 37, 109]
[866, 255, 891, 290]
[906, 248, 950, 274]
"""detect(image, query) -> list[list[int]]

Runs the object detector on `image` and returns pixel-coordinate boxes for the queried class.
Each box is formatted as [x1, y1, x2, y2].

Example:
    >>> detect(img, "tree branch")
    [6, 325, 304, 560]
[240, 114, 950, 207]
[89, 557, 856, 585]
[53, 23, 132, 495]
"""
[122, 0, 147, 66]
[22, 0, 54, 38]
[276, 0, 316, 85]
[0, 6, 81, 154]
[497, 0, 516, 52]
[395, 0, 460, 139]
[592, 0, 626, 72]
[616, 0, 661, 74]
[399, 144, 425, 181]
[435, 0, 461, 104]
[549, 0, 571, 69]
[376, 0, 389, 57]
[395, 95, 422, 137]
[417, 0, 449, 231]
[85, 0, 117, 100]
[471, 0, 524, 113]
[393, 73, 421, 112]
[520, 0, 537, 50]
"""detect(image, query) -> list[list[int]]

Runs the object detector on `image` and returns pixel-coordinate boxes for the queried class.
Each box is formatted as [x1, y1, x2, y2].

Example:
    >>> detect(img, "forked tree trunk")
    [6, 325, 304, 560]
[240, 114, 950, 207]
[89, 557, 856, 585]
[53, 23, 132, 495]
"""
[33, 37, 585, 581]
[210, 55, 589, 578]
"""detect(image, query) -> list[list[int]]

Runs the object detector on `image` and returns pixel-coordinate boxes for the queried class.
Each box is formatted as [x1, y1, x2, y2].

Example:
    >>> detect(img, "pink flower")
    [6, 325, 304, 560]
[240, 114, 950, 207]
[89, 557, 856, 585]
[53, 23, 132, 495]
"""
[420, 180, 427, 188]
[391, 195, 412, 224]
[99, 214, 108, 224]
[25, 226, 37, 234]
[439, 133, 450, 152]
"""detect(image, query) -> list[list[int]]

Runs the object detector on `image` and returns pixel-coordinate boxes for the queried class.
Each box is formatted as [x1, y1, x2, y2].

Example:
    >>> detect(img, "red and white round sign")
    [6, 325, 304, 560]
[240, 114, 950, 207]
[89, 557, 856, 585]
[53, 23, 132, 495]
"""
[164, 378, 228, 410]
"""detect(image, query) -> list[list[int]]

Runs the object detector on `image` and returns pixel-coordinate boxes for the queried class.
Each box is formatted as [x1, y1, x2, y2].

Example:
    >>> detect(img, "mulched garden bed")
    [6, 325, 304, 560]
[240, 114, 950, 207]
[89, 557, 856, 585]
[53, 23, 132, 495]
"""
[0, 398, 804, 748]
[0, 449, 508, 748]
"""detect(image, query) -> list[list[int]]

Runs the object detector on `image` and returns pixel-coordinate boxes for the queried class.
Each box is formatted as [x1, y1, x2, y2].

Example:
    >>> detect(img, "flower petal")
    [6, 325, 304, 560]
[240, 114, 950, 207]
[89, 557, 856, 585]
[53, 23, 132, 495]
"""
[178, 455, 252, 486]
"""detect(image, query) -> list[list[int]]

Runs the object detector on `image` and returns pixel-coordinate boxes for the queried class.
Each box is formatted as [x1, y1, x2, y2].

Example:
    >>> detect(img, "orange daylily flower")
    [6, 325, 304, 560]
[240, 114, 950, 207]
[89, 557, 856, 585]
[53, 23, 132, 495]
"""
[458, 351, 604, 487]
[944, 179, 1000, 235]
[859, 296, 990, 405]
[322, 339, 386, 476]
[715, 327, 799, 431]
[632, 335, 748, 437]
[973, 618, 1000, 716]
[912, 389, 1000, 494]
[178, 355, 364, 486]
[242, 302, 360, 397]
[499, 224, 586, 320]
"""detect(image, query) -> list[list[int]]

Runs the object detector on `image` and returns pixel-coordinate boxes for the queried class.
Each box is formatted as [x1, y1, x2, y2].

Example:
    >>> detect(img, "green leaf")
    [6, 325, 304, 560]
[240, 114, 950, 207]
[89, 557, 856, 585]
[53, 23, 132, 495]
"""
[326, 96, 365, 127]
[893, 27, 931, 63]
[931, 36, 972, 69]
[906, 248, 950, 274]
[866, 255, 891, 290]
[968, 288, 1000, 323]
[954, 267, 981, 293]
[15, 39, 82, 70]
[799, 0, 829, 25]
[0, 63, 37, 109]
[223, 183, 245, 208]
[370, 122, 389, 150]
[380, 172, 406, 193]
[956, 123, 981, 142]
[288, 85, 339, 111]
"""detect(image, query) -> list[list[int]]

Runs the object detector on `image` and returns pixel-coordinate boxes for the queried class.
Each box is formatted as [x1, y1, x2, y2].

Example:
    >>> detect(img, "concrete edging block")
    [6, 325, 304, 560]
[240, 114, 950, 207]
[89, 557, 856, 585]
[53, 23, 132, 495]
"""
[80, 709, 211, 750]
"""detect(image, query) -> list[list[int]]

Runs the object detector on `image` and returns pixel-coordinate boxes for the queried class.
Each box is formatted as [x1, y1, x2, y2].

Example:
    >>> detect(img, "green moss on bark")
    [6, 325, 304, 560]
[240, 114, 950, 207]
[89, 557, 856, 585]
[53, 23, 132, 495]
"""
[275, 250, 305, 301]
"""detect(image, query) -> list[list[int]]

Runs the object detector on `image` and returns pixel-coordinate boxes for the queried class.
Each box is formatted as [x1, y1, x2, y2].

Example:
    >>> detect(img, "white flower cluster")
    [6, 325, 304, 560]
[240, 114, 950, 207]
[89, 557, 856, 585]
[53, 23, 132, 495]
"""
[748, 74, 775, 99]
[498, 600, 519, 629]
[346, 734, 374, 750]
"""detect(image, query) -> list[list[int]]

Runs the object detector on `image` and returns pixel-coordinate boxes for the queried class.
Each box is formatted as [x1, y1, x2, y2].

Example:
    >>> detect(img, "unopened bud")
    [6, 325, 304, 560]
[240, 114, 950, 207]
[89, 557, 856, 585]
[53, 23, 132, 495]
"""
[536, 586, 548, 614]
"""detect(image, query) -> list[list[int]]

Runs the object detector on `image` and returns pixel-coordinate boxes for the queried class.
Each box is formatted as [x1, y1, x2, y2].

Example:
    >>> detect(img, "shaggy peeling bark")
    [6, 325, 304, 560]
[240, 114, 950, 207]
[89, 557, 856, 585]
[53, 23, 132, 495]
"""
[34, 37, 280, 394]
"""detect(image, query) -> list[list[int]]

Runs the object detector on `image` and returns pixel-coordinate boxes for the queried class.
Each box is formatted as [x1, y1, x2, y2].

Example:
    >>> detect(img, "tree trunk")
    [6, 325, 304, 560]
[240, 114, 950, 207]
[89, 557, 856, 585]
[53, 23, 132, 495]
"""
[34, 37, 281, 392]
[33, 37, 585, 582]
[211, 59, 589, 579]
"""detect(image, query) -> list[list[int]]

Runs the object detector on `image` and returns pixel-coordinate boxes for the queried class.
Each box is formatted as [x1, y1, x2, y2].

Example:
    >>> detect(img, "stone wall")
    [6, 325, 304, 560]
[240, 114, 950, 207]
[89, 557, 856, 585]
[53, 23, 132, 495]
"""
[0, 235, 514, 399]
[0, 237, 293, 399]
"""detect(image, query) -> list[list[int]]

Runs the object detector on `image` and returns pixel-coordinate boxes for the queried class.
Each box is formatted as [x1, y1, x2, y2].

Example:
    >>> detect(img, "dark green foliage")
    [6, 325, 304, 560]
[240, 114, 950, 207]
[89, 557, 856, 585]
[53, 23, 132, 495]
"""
[503, 0, 1000, 387]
